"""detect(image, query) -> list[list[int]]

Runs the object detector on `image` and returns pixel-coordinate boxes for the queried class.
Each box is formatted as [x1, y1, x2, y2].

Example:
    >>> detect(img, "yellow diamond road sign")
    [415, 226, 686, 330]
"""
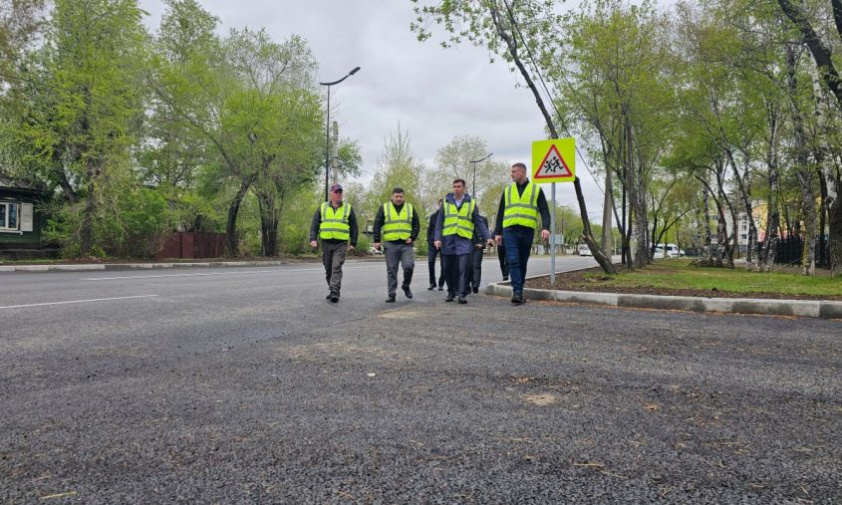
[532, 138, 575, 183]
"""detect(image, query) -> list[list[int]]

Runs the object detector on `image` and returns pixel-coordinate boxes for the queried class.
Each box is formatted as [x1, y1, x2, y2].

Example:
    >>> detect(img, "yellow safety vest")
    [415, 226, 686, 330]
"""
[442, 199, 475, 239]
[319, 202, 351, 241]
[503, 182, 539, 229]
[381, 202, 414, 242]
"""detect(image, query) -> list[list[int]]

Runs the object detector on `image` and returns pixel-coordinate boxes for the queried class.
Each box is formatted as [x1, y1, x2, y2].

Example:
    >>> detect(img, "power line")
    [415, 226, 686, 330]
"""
[501, 0, 606, 197]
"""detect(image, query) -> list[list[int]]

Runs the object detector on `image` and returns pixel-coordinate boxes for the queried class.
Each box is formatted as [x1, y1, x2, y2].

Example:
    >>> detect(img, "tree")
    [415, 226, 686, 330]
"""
[5, 0, 149, 256]
[775, 0, 842, 275]
[553, 0, 676, 269]
[152, 12, 322, 256]
[411, 0, 617, 273]
[363, 125, 425, 229]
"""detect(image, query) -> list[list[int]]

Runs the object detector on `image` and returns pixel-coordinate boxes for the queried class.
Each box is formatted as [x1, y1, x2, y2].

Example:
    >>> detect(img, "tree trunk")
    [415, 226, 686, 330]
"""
[787, 44, 816, 275]
[760, 139, 781, 272]
[79, 156, 101, 257]
[226, 177, 253, 257]
[79, 180, 96, 257]
[807, 52, 842, 273]
[257, 188, 279, 257]
[829, 197, 842, 276]
[725, 149, 757, 269]
[699, 181, 714, 262]
[602, 168, 613, 257]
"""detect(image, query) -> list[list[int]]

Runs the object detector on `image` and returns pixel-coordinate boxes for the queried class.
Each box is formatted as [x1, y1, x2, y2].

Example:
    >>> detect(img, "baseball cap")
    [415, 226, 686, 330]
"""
[330, 183, 343, 193]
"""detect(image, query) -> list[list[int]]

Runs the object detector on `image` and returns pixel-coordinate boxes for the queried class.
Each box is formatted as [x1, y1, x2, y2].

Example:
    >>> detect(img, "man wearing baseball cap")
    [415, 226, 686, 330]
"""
[310, 183, 358, 302]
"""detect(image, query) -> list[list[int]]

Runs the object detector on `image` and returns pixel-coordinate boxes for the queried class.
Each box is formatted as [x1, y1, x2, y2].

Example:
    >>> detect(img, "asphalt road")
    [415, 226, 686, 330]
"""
[2, 256, 840, 504]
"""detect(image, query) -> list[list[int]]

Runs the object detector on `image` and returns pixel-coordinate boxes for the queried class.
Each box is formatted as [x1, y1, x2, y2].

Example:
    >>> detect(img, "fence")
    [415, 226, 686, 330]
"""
[754, 237, 830, 267]
[155, 232, 226, 260]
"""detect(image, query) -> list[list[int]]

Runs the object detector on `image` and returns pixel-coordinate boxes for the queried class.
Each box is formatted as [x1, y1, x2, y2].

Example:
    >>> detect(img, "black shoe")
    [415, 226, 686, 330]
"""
[325, 293, 332, 299]
[330, 293, 339, 303]
[458, 296, 468, 304]
[472, 287, 479, 294]
[511, 293, 523, 304]
[428, 284, 436, 291]
[438, 285, 444, 291]
[386, 294, 396, 303]
[402, 286, 413, 299]
[502, 276, 509, 281]
[445, 294, 455, 302]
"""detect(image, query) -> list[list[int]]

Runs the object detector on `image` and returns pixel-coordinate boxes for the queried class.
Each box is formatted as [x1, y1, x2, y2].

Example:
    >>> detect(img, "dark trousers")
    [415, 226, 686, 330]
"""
[427, 245, 444, 287]
[497, 243, 509, 279]
[384, 242, 414, 296]
[322, 241, 347, 295]
[443, 253, 471, 298]
[503, 227, 533, 294]
[467, 247, 483, 291]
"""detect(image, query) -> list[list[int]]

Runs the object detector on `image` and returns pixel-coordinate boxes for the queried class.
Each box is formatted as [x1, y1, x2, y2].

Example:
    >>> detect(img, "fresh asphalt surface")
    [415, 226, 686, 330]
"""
[1, 256, 840, 504]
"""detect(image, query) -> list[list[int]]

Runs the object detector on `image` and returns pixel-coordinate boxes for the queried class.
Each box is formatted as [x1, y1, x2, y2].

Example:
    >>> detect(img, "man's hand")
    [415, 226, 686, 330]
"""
[349, 244, 356, 252]
[486, 239, 495, 248]
[541, 229, 550, 241]
[495, 235, 503, 246]
[373, 242, 381, 251]
[405, 238, 413, 245]
[434, 240, 442, 250]
[309, 240, 318, 248]
[475, 243, 483, 249]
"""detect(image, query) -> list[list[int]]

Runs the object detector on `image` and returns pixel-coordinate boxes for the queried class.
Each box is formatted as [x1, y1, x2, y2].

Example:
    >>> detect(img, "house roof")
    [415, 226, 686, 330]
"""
[0, 173, 50, 196]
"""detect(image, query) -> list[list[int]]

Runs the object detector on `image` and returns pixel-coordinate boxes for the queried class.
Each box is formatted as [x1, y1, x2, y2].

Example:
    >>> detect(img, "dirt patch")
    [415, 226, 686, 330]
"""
[523, 394, 558, 406]
[525, 265, 842, 302]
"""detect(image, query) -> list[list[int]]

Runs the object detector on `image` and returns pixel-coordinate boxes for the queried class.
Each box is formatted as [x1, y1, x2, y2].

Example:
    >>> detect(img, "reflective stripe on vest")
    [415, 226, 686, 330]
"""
[381, 202, 413, 242]
[319, 202, 351, 241]
[503, 182, 539, 229]
[442, 200, 475, 239]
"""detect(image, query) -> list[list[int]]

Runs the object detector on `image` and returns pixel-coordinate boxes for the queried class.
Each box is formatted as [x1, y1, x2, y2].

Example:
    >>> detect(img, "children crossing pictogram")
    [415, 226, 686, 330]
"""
[531, 138, 576, 183]
[535, 144, 572, 179]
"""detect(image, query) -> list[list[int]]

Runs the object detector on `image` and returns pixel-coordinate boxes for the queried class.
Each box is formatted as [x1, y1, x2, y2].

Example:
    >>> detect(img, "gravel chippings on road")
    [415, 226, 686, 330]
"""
[2, 294, 840, 504]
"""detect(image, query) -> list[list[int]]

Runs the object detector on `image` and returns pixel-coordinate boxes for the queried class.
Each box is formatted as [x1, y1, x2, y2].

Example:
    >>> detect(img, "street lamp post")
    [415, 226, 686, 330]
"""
[469, 153, 493, 201]
[320, 66, 361, 201]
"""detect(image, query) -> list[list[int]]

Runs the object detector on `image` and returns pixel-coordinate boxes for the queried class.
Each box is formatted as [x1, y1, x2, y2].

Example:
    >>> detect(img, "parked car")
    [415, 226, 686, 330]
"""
[577, 244, 593, 256]
[653, 244, 683, 258]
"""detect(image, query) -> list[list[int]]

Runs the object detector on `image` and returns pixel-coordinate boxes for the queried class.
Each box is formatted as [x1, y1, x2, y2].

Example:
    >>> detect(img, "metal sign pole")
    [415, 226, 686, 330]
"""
[551, 182, 556, 285]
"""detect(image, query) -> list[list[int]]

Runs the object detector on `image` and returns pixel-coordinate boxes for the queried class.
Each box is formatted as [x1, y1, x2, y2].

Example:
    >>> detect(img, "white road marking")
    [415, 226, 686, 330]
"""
[84, 265, 382, 281]
[0, 295, 159, 310]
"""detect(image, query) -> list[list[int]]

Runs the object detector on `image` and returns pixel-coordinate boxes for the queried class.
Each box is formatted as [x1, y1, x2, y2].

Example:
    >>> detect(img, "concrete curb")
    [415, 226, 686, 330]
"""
[485, 279, 842, 320]
[0, 260, 290, 272]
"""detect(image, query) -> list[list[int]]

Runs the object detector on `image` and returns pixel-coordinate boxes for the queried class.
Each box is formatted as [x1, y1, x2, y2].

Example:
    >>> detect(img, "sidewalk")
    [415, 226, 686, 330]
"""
[485, 277, 842, 320]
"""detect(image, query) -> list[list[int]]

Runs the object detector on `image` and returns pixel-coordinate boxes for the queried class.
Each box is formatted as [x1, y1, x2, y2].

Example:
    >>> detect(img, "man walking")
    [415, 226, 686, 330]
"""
[434, 179, 494, 304]
[494, 163, 551, 304]
[310, 183, 358, 303]
[426, 199, 445, 290]
[467, 213, 489, 294]
[373, 187, 421, 303]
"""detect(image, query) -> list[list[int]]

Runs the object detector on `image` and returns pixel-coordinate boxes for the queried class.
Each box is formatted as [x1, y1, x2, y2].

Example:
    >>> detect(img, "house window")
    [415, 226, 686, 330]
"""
[0, 202, 20, 230]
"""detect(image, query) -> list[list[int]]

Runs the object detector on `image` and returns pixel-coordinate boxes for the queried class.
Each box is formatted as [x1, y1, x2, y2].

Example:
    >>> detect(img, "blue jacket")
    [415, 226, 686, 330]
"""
[435, 193, 490, 255]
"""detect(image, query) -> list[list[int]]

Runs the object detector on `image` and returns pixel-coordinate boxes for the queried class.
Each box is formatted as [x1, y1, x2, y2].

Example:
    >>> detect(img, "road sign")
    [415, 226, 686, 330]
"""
[532, 138, 575, 183]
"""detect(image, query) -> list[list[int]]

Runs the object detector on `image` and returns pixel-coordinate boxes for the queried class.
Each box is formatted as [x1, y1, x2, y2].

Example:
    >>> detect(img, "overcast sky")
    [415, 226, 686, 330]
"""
[138, 0, 630, 221]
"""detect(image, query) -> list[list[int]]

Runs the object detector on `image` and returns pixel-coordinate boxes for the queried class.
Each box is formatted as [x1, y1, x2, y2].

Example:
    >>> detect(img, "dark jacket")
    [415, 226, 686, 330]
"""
[493, 178, 551, 236]
[472, 214, 489, 247]
[372, 202, 421, 243]
[427, 208, 441, 245]
[309, 201, 358, 247]
[435, 193, 490, 255]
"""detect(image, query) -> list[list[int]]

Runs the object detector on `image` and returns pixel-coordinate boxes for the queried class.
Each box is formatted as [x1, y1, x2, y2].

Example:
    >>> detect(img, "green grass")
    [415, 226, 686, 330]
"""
[584, 259, 842, 297]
